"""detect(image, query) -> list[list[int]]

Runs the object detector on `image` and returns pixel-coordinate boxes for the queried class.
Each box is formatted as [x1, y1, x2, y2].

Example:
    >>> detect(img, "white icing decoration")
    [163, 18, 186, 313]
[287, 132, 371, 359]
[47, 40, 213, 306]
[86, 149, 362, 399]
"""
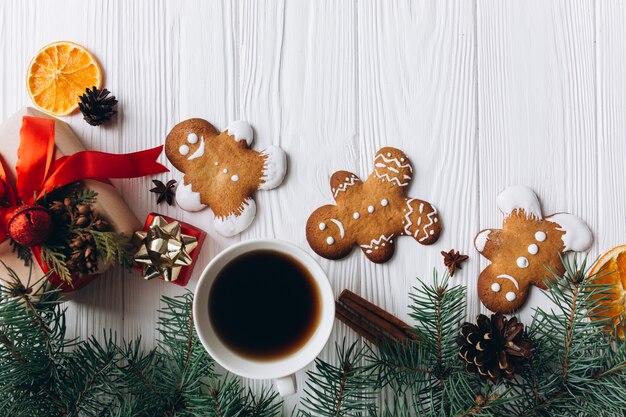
[381, 199, 389, 207]
[231, 175, 239, 182]
[491, 283, 501, 292]
[545, 213, 593, 252]
[214, 161, 218, 165]
[175, 181, 206, 212]
[419, 205, 438, 242]
[187, 133, 198, 144]
[333, 174, 358, 198]
[360, 234, 392, 250]
[179, 144, 190, 156]
[353, 212, 360, 220]
[506, 292, 517, 302]
[226, 120, 253, 146]
[535, 231, 547, 242]
[258, 145, 287, 190]
[330, 219, 345, 238]
[187, 136, 205, 160]
[403, 199, 415, 235]
[319, 222, 326, 231]
[368, 205, 375, 213]
[400, 157, 405, 162]
[419, 203, 424, 213]
[496, 274, 519, 289]
[223, 168, 228, 174]
[528, 244, 539, 255]
[213, 198, 256, 237]
[326, 236, 334, 245]
[372, 153, 413, 186]
[516, 256, 529, 268]
[496, 185, 542, 219]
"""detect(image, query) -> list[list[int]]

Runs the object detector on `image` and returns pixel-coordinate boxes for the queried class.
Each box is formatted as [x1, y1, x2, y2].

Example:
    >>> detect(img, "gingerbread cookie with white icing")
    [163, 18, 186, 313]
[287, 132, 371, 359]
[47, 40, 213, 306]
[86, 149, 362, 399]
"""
[475, 186, 593, 313]
[306, 147, 441, 263]
[165, 118, 286, 237]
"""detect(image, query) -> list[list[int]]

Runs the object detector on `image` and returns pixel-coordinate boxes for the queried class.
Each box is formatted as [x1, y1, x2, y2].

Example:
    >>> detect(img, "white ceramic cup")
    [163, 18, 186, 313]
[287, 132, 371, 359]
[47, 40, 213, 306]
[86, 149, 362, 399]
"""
[193, 239, 335, 396]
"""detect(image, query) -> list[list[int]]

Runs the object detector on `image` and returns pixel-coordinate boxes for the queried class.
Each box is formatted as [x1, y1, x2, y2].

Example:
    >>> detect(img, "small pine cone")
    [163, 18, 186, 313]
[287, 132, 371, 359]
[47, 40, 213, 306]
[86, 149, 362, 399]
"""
[93, 219, 109, 231]
[50, 201, 65, 212]
[78, 87, 118, 126]
[75, 215, 90, 227]
[76, 204, 90, 215]
[457, 313, 532, 383]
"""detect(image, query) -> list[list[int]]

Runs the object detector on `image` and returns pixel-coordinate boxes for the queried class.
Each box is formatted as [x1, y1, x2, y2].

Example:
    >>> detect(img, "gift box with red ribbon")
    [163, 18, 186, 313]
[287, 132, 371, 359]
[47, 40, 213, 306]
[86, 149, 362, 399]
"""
[133, 213, 205, 287]
[0, 107, 168, 293]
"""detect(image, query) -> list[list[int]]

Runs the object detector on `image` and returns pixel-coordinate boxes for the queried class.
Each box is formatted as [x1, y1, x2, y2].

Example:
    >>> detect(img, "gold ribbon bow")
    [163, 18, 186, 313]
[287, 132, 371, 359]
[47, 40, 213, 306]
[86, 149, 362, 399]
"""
[133, 216, 198, 282]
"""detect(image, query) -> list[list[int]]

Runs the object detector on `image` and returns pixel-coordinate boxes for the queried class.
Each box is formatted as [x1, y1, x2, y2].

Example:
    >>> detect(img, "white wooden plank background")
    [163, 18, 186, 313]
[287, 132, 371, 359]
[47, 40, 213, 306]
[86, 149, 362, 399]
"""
[1, 0, 624, 411]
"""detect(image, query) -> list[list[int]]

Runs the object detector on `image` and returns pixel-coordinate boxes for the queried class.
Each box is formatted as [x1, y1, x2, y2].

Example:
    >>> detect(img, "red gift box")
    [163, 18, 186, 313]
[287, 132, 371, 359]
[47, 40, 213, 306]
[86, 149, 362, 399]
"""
[135, 213, 206, 286]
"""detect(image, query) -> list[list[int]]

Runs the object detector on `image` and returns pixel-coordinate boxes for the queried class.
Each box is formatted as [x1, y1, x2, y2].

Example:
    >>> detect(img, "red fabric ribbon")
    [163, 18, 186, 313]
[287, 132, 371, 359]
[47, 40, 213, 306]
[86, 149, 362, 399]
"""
[0, 116, 168, 241]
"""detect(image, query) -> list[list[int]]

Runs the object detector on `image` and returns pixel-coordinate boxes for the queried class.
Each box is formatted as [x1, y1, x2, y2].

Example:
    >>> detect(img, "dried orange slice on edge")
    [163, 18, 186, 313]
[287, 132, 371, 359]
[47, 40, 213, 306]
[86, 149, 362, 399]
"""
[27, 41, 102, 116]
[589, 245, 626, 339]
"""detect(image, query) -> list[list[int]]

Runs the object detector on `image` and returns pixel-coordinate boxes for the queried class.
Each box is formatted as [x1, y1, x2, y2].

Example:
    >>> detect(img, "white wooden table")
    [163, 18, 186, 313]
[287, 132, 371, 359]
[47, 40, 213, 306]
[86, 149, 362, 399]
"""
[1, 0, 625, 410]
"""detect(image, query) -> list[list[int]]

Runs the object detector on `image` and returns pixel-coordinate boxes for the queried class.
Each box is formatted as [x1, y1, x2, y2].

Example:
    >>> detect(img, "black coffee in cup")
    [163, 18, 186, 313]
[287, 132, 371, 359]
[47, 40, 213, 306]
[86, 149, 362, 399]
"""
[208, 249, 322, 361]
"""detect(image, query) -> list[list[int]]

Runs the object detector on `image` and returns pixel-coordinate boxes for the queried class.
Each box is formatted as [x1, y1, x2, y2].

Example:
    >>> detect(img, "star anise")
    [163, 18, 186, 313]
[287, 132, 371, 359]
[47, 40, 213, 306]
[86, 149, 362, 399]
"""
[441, 249, 469, 276]
[150, 179, 177, 206]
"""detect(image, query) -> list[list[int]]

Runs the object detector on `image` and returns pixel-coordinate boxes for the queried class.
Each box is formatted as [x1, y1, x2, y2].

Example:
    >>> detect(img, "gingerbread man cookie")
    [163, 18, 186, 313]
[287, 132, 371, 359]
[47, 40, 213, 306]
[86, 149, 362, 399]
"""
[165, 119, 286, 237]
[306, 147, 441, 263]
[475, 186, 593, 313]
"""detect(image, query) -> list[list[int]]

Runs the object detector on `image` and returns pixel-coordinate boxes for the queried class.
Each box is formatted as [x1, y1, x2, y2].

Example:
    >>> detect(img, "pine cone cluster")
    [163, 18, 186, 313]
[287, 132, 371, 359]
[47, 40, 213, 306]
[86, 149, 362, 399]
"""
[50, 197, 110, 275]
[457, 312, 532, 382]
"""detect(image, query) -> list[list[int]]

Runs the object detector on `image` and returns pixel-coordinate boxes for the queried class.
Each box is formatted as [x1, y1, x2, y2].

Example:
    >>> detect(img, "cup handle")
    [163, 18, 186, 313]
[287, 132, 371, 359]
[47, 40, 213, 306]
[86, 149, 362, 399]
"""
[274, 374, 297, 396]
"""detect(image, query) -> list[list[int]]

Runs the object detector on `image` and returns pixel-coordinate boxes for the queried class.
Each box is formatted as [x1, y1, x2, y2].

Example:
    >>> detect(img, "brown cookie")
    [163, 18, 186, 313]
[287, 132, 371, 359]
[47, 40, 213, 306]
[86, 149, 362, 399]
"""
[306, 147, 442, 263]
[474, 186, 593, 313]
[165, 119, 286, 236]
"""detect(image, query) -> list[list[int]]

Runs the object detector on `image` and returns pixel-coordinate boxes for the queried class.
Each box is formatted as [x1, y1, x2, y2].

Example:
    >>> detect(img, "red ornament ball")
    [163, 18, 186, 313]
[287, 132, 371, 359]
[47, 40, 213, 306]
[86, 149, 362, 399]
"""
[7, 204, 53, 247]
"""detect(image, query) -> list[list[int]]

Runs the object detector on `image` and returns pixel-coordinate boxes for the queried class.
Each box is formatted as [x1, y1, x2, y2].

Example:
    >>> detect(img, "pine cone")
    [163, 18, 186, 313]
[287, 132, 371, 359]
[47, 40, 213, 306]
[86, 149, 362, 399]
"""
[457, 313, 532, 382]
[78, 87, 118, 126]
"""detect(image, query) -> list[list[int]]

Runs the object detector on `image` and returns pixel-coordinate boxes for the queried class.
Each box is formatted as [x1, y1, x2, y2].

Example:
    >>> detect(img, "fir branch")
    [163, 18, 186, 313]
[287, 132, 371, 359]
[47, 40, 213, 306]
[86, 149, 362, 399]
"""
[84, 229, 133, 268]
[299, 340, 376, 417]
[40, 245, 72, 285]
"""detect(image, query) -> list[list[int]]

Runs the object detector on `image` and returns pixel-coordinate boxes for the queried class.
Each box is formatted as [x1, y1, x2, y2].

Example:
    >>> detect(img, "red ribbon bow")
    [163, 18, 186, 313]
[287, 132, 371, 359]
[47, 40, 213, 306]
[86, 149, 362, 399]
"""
[0, 116, 168, 241]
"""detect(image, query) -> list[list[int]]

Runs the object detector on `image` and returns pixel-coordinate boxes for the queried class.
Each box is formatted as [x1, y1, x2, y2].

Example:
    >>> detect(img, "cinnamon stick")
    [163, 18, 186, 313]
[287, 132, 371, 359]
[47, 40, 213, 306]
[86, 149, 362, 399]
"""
[335, 289, 418, 346]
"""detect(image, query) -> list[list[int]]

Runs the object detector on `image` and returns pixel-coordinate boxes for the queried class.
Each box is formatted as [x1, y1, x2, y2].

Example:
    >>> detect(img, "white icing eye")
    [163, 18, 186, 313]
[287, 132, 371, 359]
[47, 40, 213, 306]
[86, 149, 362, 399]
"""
[528, 244, 539, 255]
[345, 177, 349, 181]
[535, 231, 547, 242]
[368, 205, 375, 213]
[506, 292, 517, 301]
[223, 168, 228, 174]
[319, 223, 326, 231]
[491, 283, 501, 292]
[380, 199, 389, 207]
[516, 257, 529, 268]
[214, 161, 218, 166]
[231, 175, 239, 182]
[353, 212, 360, 220]
[179, 144, 190, 155]
[326, 236, 334, 245]
[187, 133, 198, 144]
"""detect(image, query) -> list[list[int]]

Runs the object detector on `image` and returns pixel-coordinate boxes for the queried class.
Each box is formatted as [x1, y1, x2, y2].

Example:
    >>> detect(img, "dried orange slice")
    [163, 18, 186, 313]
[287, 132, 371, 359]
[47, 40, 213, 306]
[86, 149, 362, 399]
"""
[589, 245, 626, 339]
[27, 41, 102, 116]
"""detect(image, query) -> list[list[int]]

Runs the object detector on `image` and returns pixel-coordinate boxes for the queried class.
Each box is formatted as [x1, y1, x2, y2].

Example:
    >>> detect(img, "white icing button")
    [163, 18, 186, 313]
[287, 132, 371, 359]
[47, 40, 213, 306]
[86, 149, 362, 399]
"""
[214, 161, 218, 166]
[516, 256, 529, 268]
[223, 168, 228, 174]
[375, 246, 379, 250]
[319, 222, 326, 231]
[353, 212, 360, 220]
[231, 175, 239, 182]
[491, 283, 501, 292]
[345, 177, 349, 181]
[506, 292, 517, 301]
[528, 244, 539, 255]
[368, 205, 375, 213]
[381, 199, 389, 207]
[326, 236, 334, 245]
[386, 152, 391, 157]
[179, 144, 190, 155]
[430, 230, 434, 235]
[187, 133, 198, 144]
[400, 157, 405, 162]
[535, 231, 547, 242]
